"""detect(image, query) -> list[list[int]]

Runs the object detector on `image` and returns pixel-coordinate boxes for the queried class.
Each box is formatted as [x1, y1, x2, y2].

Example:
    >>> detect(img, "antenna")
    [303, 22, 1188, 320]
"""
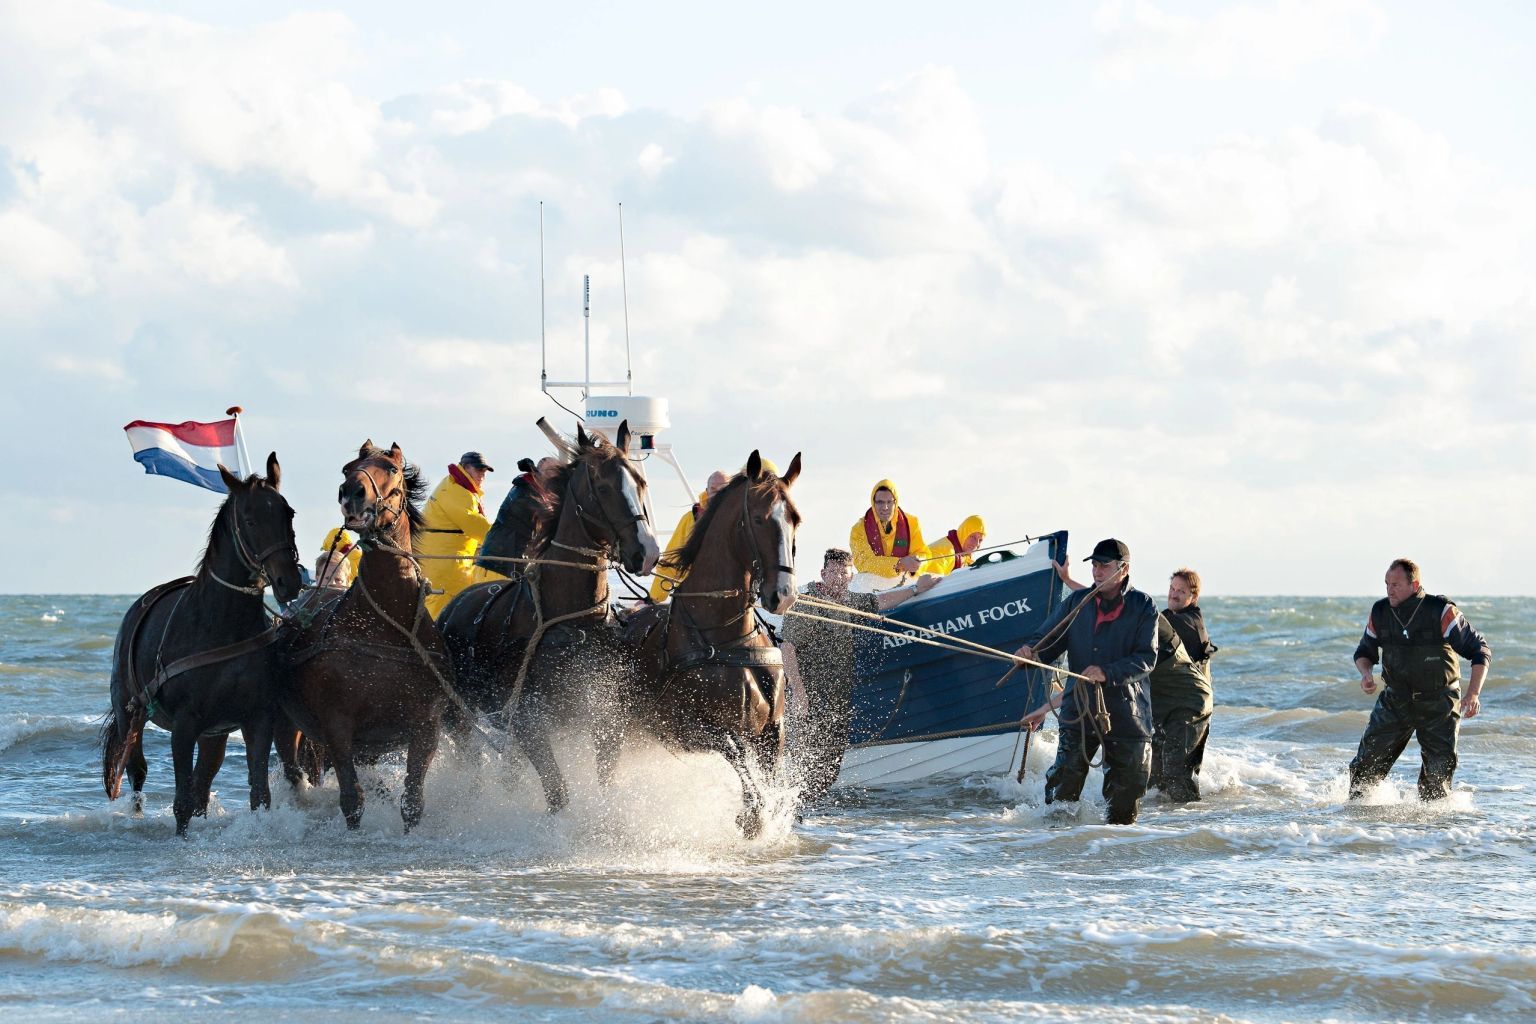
[619, 202, 633, 395]
[583, 274, 591, 401]
[539, 201, 547, 390]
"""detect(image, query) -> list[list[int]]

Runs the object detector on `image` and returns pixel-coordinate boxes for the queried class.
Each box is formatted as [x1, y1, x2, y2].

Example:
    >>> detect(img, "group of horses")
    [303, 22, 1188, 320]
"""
[101, 421, 804, 838]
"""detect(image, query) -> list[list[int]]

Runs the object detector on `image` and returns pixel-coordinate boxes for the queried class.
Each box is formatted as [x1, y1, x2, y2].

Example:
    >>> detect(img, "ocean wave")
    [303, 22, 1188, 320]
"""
[0, 713, 100, 755]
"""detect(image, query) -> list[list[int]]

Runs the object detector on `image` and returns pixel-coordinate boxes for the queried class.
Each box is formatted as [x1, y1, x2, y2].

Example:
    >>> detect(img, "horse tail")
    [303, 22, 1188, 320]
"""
[99, 705, 145, 801]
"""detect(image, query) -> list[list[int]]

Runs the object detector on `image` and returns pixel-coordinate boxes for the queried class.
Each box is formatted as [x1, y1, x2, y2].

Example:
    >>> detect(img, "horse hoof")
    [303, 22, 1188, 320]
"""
[736, 807, 764, 840]
[345, 814, 363, 830]
[130, 794, 145, 817]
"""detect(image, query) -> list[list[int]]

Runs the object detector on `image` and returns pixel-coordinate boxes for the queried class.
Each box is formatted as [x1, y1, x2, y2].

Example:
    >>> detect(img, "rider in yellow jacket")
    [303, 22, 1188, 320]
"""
[920, 514, 987, 576]
[649, 469, 730, 602]
[419, 455, 495, 617]
[850, 479, 930, 580]
[317, 527, 363, 587]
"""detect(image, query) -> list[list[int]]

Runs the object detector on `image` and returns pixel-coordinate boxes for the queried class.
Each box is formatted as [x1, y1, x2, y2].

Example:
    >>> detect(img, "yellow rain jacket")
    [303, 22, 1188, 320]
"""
[650, 490, 710, 603]
[318, 527, 362, 584]
[419, 464, 494, 616]
[849, 479, 929, 578]
[920, 514, 987, 577]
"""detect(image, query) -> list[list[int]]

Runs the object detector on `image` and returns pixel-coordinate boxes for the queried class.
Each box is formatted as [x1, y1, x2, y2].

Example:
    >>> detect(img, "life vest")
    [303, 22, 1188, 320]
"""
[1373, 593, 1461, 694]
[862, 508, 911, 558]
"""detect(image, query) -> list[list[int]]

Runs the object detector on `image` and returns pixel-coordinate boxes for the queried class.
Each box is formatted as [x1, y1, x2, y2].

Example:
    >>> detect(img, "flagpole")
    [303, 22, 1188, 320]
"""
[227, 405, 252, 478]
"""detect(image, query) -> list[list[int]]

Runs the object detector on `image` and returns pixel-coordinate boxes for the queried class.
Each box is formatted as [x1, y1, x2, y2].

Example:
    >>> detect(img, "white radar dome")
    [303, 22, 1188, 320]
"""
[582, 395, 670, 440]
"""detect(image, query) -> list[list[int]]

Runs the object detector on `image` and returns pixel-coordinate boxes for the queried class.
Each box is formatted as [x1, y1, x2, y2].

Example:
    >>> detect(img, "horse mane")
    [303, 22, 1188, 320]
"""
[658, 471, 801, 577]
[527, 433, 637, 556]
[345, 445, 427, 535]
[195, 473, 271, 580]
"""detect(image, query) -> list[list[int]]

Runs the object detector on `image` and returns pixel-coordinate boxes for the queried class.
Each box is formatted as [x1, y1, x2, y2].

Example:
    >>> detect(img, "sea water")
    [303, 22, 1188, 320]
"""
[1, 594, 1533, 1022]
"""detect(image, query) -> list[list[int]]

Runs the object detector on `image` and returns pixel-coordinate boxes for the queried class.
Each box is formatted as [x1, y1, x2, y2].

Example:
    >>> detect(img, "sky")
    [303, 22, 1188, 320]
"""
[1, 0, 1532, 595]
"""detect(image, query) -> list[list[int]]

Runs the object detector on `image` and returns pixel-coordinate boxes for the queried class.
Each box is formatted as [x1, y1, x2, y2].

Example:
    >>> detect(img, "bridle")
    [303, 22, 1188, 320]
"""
[548, 458, 649, 569]
[210, 488, 297, 596]
[667, 479, 795, 674]
[344, 457, 408, 547]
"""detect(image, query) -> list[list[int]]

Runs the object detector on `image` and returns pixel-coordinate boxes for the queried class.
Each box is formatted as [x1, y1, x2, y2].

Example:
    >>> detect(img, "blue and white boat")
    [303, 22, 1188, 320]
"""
[835, 532, 1071, 788]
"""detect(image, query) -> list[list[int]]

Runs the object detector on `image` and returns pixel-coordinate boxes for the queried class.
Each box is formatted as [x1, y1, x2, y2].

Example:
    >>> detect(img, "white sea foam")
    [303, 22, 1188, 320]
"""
[0, 902, 242, 966]
[0, 712, 98, 754]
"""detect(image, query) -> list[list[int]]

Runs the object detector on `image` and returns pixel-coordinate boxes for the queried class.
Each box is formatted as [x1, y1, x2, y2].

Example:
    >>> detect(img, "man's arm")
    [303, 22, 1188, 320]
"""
[780, 640, 808, 717]
[877, 574, 940, 609]
[1353, 612, 1380, 694]
[1443, 605, 1492, 717]
[1016, 590, 1084, 666]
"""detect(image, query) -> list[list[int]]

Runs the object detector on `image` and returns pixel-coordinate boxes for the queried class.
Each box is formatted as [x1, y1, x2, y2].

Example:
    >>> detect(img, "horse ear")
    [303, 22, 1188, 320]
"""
[575, 424, 590, 448]
[781, 452, 802, 487]
[217, 463, 244, 492]
[746, 450, 763, 480]
[359, 439, 374, 458]
[615, 419, 631, 453]
[266, 451, 282, 491]
[388, 443, 404, 468]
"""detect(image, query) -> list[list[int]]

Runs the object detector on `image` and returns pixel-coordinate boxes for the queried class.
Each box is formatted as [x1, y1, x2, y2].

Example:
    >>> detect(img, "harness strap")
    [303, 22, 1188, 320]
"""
[144, 623, 281, 695]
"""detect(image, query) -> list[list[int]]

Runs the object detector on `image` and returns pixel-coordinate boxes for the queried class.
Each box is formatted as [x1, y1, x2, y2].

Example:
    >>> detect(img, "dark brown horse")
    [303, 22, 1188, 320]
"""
[437, 421, 660, 813]
[625, 450, 801, 837]
[279, 442, 449, 831]
[100, 454, 304, 836]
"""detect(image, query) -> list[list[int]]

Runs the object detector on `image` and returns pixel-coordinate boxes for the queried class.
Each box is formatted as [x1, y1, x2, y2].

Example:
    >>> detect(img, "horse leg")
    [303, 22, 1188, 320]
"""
[717, 730, 766, 840]
[191, 735, 228, 817]
[274, 714, 306, 791]
[749, 718, 785, 786]
[401, 723, 439, 833]
[327, 729, 365, 829]
[513, 710, 569, 814]
[170, 723, 200, 837]
[591, 706, 625, 789]
[244, 715, 276, 812]
[128, 730, 148, 815]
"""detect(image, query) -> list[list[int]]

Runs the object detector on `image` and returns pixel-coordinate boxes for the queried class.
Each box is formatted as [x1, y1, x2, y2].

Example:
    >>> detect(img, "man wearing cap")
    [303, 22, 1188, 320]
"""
[478, 456, 561, 578]
[419, 451, 496, 617]
[1348, 557, 1491, 800]
[1017, 539, 1158, 825]
[649, 469, 730, 602]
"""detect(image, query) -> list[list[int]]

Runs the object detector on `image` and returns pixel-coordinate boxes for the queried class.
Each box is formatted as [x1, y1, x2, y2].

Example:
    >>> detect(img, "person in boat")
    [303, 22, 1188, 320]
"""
[316, 527, 361, 588]
[919, 514, 987, 577]
[649, 469, 730, 602]
[1348, 558, 1490, 801]
[782, 547, 940, 806]
[420, 451, 496, 617]
[1147, 568, 1217, 803]
[477, 456, 560, 578]
[1018, 538, 1158, 825]
[850, 479, 929, 587]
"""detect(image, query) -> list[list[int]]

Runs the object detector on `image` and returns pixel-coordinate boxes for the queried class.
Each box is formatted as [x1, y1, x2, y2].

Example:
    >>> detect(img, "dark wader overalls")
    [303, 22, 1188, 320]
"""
[1348, 594, 1472, 801]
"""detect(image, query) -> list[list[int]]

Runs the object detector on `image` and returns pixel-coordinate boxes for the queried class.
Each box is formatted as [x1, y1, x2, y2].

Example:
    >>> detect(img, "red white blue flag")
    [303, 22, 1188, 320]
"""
[123, 417, 244, 493]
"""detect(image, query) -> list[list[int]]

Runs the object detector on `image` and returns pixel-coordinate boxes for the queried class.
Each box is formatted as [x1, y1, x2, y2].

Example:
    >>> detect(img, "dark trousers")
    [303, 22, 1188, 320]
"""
[1149, 707, 1210, 803]
[1348, 686, 1460, 801]
[1045, 724, 1151, 825]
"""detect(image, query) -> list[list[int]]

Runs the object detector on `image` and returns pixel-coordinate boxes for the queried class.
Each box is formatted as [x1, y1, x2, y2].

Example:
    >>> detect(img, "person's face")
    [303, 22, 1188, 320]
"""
[872, 489, 896, 523]
[1091, 559, 1125, 588]
[706, 471, 729, 499]
[1168, 576, 1195, 611]
[464, 465, 488, 489]
[537, 457, 561, 480]
[1385, 567, 1418, 607]
[961, 531, 984, 554]
[821, 558, 853, 591]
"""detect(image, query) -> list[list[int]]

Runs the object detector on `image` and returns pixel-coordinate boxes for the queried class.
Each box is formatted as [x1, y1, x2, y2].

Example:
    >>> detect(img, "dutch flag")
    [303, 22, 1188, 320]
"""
[123, 416, 246, 493]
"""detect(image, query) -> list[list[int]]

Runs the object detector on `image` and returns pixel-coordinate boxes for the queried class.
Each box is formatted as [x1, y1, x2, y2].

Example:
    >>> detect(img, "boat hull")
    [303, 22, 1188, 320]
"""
[833, 532, 1070, 789]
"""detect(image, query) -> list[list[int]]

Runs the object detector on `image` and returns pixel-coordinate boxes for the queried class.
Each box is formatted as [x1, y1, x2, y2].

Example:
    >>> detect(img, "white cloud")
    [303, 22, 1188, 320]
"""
[1094, 0, 1386, 79]
[2, 3, 1533, 594]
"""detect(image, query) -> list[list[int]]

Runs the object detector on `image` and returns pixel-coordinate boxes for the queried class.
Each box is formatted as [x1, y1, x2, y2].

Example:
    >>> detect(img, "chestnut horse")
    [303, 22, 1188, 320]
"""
[280, 442, 449, 831]
[625, 450, 801, 837]
[100, 454, 304, 836]
[437, 421, 659, 813]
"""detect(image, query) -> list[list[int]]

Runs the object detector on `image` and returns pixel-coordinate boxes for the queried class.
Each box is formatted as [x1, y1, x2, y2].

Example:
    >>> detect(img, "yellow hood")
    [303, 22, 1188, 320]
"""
[958, 514, 986, 540]
[869, 479, 899, 507]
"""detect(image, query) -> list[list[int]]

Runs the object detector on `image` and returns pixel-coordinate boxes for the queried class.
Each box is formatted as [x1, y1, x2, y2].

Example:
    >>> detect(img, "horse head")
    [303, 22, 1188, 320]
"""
[215, 451, 304, 605]
[339, 440, 411, 543]
[738, 450, 802, 614]
[562, 420, 660, 575]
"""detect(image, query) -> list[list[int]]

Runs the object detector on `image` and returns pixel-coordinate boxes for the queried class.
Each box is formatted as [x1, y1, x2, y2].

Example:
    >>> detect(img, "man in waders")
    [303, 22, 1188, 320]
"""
[782, 548, 939, 807]
[1018, 539, 1158, 825]
[1349, 558, 1491, 800]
